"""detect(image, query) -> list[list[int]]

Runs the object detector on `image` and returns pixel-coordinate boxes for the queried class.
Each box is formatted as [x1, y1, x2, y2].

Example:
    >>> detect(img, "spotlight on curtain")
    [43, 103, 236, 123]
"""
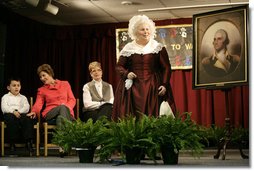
[25, 0, 40, 7]
[44, 2, 59, 15]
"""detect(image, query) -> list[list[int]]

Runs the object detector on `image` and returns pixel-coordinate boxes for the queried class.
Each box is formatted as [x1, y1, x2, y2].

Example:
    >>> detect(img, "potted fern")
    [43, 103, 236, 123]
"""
[98, 114, 157, 164]
[152, 112, 204, 164]
[52, 117, 108, 163]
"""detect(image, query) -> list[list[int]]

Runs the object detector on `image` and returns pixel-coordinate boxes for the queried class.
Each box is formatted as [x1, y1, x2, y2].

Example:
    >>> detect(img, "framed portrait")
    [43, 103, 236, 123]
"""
[116, 24, 193, 70]
[193, 5, 249, 89]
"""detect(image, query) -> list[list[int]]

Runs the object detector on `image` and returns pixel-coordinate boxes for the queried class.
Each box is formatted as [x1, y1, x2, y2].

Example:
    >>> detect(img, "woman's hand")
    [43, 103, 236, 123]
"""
[158, 86, 166, 96]
[27, 112, 37, 119]
[127, 72, 137, 79]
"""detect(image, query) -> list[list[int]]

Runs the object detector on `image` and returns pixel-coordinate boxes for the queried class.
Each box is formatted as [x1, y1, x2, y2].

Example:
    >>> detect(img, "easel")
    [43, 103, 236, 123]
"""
[213, 88, 249, 160]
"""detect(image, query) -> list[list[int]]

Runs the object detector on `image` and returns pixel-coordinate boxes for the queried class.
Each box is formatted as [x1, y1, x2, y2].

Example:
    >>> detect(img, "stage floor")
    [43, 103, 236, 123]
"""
[0, 148, 249, 168]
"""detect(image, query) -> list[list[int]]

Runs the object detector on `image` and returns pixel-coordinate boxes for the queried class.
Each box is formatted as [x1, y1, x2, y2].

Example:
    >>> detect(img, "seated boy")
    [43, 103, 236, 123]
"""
[1, 78, 35, 156]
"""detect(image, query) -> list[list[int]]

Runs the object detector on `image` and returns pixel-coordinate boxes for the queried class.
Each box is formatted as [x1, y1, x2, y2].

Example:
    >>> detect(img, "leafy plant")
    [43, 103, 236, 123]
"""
[195, 125, 211, 147]
[98, 114, 157, 162]
[230, 127, 249, 146]
[52, 117, 108, 152]
[193, 124, 249, 150]
[152, 112, 204, 157]
[206, 125, 226, 146]
[51, 118, 75, 152]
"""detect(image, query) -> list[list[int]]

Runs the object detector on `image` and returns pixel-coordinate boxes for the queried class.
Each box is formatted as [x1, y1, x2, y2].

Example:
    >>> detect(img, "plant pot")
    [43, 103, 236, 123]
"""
[76, 147, 96, 163]
[125, 147, 143, 164]
[161, 144, 179, 165]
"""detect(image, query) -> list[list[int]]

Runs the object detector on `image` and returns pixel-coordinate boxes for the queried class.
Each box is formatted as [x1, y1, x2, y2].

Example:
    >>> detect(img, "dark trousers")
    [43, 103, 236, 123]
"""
[83, 103, 112, 122]
[45, 105, 74, 129]
[3, 113, 36, 143]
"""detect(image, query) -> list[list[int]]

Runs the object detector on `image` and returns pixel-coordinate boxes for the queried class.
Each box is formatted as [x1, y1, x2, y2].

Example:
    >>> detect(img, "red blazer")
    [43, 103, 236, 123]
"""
[31, 79, 76, 118]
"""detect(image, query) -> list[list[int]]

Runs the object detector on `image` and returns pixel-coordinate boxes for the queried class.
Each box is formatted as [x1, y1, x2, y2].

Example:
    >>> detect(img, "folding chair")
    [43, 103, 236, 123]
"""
[43, 98, 79, 156]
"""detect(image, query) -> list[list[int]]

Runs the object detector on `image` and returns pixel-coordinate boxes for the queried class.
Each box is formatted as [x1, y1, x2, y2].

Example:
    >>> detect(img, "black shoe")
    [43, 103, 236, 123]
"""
[155, 155, 162, 160]
[10, 143, 16, 152]
[26, 140, 34, 156]
[140, 153, 145, 160]
[59, 151, 68, 158]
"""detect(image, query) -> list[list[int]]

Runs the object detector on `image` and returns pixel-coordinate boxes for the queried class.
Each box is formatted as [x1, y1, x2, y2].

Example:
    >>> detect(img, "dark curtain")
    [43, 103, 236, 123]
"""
[0, 6, 249, 128]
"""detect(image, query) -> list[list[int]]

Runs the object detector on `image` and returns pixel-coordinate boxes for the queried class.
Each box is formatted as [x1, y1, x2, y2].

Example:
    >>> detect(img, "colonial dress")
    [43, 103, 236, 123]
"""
[112, 39, 176, 120]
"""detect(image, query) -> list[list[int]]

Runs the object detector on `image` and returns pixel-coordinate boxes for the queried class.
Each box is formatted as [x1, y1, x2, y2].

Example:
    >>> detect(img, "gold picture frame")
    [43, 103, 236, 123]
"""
[193, 5, 249, 89]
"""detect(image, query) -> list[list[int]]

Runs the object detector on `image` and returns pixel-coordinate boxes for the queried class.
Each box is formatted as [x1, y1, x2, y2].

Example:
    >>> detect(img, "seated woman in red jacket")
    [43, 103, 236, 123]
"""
[27, 64, 76, 157]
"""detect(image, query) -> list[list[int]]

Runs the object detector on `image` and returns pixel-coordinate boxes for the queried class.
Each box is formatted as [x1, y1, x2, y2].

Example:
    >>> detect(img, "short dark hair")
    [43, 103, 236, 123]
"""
[37, 64, 54, 77]
[6, 77, 21, 86]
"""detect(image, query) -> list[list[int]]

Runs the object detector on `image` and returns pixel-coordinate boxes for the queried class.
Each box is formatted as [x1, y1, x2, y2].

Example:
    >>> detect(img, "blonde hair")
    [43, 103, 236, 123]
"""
[88, 61, 102, 72]
[128, 15, 156, 40]
[37, 64, 54, 77]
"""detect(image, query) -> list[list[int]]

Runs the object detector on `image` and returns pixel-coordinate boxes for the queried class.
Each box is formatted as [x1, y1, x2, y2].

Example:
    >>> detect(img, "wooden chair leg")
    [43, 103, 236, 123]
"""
[2, 121, 41, 157]
[44, 123, 48, 157]
[36, 123, 40, 157]
[1, 122, 4, 157]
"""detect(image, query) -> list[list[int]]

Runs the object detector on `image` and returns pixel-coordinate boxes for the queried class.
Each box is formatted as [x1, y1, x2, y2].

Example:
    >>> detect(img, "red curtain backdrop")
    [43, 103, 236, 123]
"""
[171, 70, 248, 127]
[0, 6, 249, 128]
